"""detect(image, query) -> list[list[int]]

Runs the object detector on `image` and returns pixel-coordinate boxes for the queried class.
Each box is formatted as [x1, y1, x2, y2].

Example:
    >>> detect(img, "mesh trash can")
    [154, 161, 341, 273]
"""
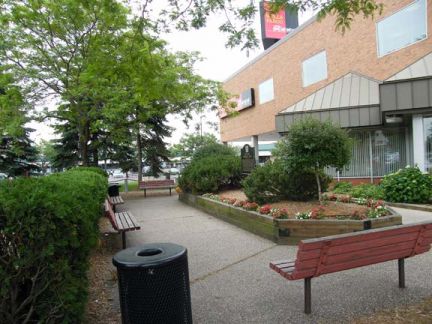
[108, 183, 120, 197]
[113, 243, 193, 324]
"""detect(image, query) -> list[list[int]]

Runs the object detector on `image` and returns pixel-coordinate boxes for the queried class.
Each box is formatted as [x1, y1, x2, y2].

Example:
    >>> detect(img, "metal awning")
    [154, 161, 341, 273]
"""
[276, 72, 382, 132]
[380, 76, 432, 113]
[386, 52, 432, 81]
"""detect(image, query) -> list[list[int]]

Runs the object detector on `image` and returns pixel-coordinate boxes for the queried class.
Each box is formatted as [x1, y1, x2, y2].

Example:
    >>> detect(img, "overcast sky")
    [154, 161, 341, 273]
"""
[28, 2, 315, 145]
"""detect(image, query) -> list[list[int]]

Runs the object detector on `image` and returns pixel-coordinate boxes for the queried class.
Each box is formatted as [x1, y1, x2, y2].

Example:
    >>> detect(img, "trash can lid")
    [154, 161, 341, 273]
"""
[112, 243, 187, 269]
[108, 183, 120, 187]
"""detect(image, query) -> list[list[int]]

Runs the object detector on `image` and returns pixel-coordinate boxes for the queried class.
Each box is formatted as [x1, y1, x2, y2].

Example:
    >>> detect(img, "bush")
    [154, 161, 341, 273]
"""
[192, 143, 238, 160]
[381, 166, 432, 203]
[332, 181, 353, 194]
[350, 183, 384, 200]
[69, 166, 109, 178]
[0, 170, 107, 322]
[178, 155, 241, 194]
[242, 161, 331, 204]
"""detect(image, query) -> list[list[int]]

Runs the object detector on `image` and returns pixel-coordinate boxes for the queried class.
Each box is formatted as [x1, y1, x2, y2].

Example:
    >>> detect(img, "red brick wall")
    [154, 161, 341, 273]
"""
[221, 0, 432, 142]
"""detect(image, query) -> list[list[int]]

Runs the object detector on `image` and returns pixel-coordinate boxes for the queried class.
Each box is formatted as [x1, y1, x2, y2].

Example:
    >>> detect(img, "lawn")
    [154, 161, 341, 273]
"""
[118, 180, 138, 192]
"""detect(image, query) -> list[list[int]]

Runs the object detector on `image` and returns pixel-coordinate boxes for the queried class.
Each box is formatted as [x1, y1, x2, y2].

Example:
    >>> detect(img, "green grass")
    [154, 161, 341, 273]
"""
[119, 180, 138, 192]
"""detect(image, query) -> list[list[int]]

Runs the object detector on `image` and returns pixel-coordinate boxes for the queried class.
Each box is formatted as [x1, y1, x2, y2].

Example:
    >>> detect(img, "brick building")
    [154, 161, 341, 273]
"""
[220, 0, 432, 182]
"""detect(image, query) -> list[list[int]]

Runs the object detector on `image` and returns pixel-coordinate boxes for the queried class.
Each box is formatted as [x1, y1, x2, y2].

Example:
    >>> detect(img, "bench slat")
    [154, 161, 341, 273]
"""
[298, 223, 432, 251]
[293, 239, 420, 271]
[122, 211, 135, 229]
[139, 179, 175, 189]
[321, 246, 430, 276]
[109, 196, 124, 205]
[115, 213, 126, 230]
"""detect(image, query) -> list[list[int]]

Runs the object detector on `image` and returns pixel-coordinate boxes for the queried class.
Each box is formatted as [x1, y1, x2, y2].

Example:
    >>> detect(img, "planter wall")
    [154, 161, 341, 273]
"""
[179, 193, 403, 245]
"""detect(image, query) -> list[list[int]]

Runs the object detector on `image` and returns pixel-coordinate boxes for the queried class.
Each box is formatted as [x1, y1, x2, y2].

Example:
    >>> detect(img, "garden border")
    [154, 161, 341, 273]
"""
[179, 193, 403, 244]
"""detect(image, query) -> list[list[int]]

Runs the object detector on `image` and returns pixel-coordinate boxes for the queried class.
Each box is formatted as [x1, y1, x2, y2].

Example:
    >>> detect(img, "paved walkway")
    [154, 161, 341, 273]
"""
[120, 195, 432, 323]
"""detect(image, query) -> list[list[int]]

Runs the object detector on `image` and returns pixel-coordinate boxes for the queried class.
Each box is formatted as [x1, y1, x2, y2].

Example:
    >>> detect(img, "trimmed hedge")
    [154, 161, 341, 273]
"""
[69, 166, 109, 178]
[0, 169, 107, 323]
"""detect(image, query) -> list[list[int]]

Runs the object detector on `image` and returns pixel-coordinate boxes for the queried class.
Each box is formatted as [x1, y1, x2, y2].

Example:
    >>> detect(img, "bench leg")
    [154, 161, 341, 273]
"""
[122, 232, 126, 249]
[169, 188, 172, 196]
[304, 277, 312, 314]
[144, 189, 146, 198]
[398, 258, 405, 288]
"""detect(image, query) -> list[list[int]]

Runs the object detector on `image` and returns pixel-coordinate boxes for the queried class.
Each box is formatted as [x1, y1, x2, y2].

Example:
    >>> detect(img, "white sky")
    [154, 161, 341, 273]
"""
[29, 2, 316, 145]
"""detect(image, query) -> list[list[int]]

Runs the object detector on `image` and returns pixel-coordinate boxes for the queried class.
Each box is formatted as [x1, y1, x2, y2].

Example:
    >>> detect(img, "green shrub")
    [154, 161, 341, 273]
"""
[69, 166, 109, 178]
[242, 161, 331, 204]
[332, 181, 353, 194]
[0, 170, 107, 322]
[350, 183, 384, 199]
[381, 166, 432, 203]
[192, 143, 238, 161]
[241, 162, 281, 204]
[178, 155, 241, 194]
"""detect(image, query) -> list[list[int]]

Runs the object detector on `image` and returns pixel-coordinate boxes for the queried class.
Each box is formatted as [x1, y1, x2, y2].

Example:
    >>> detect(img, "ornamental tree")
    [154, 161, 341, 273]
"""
[273, 118, 352, 201]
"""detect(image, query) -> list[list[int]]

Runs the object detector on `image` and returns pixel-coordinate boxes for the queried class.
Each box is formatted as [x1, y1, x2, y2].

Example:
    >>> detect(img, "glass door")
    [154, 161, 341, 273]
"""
[424, 117, 432, 172]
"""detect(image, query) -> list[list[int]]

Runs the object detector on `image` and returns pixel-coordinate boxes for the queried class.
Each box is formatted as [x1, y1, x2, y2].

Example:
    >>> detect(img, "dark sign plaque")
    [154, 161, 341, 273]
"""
[238, 88, 255, 111]
[241, 144, 256, 173]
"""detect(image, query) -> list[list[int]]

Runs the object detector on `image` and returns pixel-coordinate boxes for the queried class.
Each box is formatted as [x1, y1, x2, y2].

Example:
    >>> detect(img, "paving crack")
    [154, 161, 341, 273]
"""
[190, 244, 278, 285]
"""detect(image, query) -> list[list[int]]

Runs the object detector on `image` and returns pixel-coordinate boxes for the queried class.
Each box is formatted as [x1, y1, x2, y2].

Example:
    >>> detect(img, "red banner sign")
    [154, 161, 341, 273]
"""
[263, 2, 287, 39]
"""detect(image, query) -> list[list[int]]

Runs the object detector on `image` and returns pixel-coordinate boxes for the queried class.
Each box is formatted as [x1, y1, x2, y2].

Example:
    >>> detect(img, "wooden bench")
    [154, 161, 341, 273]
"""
[105, 199, 141, 249]
[107, 195, 124, 212]
[270, 221, 432, 314]
[139, 179, 176, 197]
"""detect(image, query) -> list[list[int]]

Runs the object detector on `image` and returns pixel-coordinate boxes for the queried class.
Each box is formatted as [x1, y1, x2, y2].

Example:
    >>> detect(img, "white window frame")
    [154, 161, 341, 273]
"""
[258, 78, 274, 104]
[302, 50, 328, 87]
[376, 0, 428, 58]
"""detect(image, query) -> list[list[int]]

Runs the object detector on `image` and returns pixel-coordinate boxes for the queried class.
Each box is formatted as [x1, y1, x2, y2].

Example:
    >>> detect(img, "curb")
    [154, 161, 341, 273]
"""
[385, 202, 432, 213]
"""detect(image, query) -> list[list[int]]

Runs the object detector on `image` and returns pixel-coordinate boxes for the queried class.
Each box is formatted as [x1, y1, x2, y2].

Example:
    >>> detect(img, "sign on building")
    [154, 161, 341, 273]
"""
[241, 144, 256, 173]
[238, 88, 255, 111]
[259, 1, 298, 50]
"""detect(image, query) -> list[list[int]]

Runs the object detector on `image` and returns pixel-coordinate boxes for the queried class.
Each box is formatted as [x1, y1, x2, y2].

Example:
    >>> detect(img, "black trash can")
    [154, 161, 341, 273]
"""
[108, 183, 120, 197]
[113, 243, 193, 324]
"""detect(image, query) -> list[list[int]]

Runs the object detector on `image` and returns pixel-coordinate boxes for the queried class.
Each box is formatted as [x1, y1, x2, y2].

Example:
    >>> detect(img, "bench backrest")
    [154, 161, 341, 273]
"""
[105, 199, 118, 230]
[139, 179, 175, 188]
[289, 221, 432, 280]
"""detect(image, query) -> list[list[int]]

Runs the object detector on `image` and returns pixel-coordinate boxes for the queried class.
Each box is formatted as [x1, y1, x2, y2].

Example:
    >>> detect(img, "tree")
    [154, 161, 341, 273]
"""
[0, 69, 38, 176]
[149, 0, 383, 50]
[273, 118, 352, 201]
[0, 0, 129, 165]
[170, 133, 218, 158]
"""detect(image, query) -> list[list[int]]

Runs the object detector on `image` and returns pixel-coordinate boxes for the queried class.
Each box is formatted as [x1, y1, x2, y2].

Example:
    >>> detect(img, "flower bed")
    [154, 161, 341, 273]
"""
[179, 192, 402, 245]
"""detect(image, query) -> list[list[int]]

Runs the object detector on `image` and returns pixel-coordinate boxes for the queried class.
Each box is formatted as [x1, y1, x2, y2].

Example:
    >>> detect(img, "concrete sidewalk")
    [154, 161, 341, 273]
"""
[122, 195, 432, 323]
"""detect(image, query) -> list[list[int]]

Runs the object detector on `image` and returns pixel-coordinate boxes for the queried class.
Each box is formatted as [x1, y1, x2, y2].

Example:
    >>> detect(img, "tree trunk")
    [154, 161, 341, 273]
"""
[137, 130, 143, 183]
[315, 171, 322, 202]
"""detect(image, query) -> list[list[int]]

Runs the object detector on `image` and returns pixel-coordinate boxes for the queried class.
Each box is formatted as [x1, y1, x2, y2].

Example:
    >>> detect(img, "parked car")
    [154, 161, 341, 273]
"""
[112, 169, 124, 179]
[170, 167, 180, 175]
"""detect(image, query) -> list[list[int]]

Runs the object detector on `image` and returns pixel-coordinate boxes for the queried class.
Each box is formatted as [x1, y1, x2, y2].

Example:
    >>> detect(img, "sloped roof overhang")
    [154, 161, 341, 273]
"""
[276, 72, 382, 133]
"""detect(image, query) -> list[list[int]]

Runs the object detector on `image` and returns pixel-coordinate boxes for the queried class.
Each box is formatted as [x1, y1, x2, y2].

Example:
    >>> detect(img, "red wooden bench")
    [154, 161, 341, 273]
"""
[139, 179, 176, 197]
[105, 199, 141, 249]
[270, 221, 432, 314]
[107, 195, 124, 212]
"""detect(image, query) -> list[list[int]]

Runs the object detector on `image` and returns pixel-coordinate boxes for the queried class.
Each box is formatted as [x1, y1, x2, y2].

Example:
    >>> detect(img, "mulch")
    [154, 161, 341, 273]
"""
[219, 189, 369, 218]
[85, 218, 121, 323]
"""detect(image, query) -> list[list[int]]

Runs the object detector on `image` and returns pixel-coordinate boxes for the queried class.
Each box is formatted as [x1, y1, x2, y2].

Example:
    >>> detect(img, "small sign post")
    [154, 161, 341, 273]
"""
[241, 144, 256, 173]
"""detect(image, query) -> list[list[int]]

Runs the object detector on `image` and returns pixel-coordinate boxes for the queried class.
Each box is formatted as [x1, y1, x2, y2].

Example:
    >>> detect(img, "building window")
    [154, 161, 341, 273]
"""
[327, 128, 407, 178]
[302, 51, 327, 87]
[259, 78, 274, 104]
[377, 0, 427, 57]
